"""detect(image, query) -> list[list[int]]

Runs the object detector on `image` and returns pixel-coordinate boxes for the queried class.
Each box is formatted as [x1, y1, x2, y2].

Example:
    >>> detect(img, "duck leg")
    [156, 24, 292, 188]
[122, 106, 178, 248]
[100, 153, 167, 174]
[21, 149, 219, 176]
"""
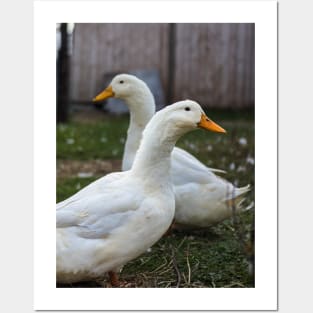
[108, 271, 121, 287]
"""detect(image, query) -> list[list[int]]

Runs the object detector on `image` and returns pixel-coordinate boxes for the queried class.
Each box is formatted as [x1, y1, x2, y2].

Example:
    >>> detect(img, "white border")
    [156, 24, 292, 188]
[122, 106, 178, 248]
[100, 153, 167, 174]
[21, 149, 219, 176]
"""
[34, 0, 277, 310]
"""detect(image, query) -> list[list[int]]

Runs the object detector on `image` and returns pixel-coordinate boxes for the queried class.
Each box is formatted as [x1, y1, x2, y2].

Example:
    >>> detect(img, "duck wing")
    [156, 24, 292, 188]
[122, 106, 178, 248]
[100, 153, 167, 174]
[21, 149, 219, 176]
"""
[171, 147, 223, 186]
[56, 173, 140, 239]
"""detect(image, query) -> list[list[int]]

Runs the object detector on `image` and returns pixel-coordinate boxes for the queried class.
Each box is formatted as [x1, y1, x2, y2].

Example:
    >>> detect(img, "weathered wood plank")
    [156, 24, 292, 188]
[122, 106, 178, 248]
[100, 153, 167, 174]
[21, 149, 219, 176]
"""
[69, 23, 254, 108]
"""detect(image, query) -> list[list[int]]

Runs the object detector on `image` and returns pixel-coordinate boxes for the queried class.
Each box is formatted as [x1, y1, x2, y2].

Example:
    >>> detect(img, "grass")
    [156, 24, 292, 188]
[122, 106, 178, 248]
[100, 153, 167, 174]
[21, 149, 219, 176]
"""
[57, 115, 128, 160]
[57, 108, 255, 288]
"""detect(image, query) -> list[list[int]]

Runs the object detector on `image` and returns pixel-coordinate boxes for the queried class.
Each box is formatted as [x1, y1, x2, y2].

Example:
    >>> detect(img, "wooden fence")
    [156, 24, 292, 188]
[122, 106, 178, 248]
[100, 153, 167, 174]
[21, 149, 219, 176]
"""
[69, 23, 254, 108]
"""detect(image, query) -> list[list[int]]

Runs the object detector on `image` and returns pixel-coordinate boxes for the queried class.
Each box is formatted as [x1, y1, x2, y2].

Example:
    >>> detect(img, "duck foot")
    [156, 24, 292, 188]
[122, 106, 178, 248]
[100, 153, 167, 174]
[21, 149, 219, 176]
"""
[108, 271, 132, 287]
[108, 271, 121, 287]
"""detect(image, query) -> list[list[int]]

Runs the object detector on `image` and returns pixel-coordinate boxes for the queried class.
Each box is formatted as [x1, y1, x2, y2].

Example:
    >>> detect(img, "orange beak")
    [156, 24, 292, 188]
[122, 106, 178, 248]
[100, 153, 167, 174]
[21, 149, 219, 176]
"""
[197, 113, 226, 133]
[93, 85, 115, 102]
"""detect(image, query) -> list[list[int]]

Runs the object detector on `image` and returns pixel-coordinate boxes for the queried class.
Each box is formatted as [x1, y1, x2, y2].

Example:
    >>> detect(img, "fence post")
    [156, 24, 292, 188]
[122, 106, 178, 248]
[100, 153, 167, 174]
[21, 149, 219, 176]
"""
[57, 23, 70, 123]
[167, 23, 176, 105]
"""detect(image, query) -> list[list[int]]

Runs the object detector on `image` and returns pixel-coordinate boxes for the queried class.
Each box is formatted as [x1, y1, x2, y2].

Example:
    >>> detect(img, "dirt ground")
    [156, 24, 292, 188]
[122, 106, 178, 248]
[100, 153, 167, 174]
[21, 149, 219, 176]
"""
[57, 159, 122, 179]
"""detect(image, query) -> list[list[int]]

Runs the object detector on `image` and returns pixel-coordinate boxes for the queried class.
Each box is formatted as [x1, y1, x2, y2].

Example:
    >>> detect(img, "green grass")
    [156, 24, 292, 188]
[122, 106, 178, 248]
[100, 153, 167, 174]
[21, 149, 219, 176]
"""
[57, 116, 128, 160]
[57, 110, 255, 288]
[121, 218, 254, 288]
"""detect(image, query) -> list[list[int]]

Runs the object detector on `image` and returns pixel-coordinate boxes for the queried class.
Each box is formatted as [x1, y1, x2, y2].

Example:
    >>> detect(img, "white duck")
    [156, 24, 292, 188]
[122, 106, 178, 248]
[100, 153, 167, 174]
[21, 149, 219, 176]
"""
[56, 100, 224, 285]
[93, 74, 251, 228]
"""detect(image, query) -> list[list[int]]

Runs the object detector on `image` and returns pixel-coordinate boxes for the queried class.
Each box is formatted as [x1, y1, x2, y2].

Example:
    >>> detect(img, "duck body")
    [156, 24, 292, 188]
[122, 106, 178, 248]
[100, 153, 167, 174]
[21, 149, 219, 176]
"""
[174, 179, 249, 227]
[171, 147, 250, 227]
[94, 74, 251, 228]
[57, 100, 214, 284]
[57, 172, 174, 283]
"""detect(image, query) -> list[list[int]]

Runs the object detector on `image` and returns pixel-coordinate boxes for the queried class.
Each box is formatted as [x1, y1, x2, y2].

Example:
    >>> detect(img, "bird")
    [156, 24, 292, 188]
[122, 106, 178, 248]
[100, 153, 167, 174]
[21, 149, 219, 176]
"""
[93, 74, 251, 228]
[56, 100, 225, 286]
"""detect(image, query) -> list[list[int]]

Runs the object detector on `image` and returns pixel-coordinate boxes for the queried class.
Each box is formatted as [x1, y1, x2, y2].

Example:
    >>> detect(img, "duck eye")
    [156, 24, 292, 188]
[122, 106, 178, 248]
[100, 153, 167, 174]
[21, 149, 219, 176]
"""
[119, 80, 124, 84]
[185, 107, 190, 111]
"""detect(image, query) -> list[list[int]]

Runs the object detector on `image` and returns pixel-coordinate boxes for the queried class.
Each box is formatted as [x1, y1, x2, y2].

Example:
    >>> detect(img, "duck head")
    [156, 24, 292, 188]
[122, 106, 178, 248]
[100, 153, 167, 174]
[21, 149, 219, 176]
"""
[159, 100, 226, 135]
[93, 74, 150, 102]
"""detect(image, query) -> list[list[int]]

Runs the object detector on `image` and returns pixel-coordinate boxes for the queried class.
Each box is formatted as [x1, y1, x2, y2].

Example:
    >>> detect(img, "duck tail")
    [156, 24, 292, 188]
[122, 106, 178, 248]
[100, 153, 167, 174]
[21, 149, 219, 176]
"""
[236, 184, 251, 197]
[226, 184, 253, 212]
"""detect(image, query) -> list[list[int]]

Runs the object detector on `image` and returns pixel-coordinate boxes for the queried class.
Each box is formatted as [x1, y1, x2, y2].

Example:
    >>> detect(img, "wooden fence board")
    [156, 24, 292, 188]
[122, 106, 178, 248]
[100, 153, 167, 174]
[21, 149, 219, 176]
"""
[69, 23, 254, 108]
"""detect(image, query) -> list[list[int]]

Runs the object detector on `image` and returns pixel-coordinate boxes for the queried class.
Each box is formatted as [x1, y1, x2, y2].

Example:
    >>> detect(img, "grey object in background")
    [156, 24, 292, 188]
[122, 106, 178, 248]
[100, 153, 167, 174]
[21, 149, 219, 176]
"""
[101, 69, 165, 114]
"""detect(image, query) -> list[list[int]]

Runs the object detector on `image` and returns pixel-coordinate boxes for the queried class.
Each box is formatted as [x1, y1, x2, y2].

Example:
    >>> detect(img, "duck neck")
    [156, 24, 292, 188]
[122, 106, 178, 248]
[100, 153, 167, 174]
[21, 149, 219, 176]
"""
[122, 90, 155, 171]
[130, 122, 180, 190]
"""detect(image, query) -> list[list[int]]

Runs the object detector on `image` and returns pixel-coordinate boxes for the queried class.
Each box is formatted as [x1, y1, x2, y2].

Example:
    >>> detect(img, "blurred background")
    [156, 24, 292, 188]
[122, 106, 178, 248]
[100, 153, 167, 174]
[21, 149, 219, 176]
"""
[56, 23, 255, 288]
[57, 23, 254, 121]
